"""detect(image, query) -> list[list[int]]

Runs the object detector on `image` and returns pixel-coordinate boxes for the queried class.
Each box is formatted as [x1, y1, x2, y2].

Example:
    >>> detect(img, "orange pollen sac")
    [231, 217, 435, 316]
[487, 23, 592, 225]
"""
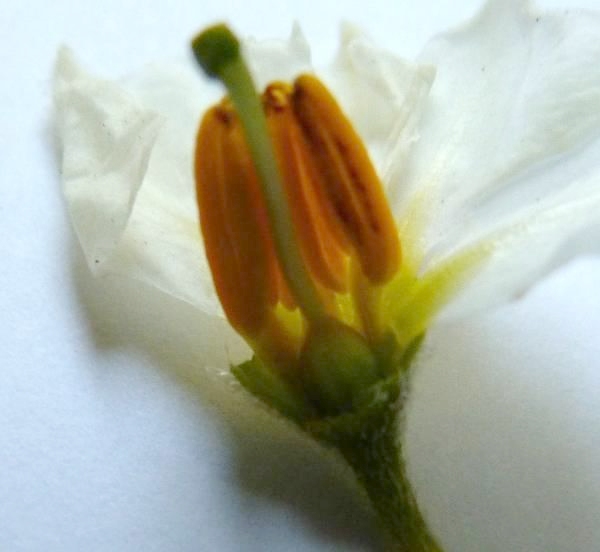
[195, 75, 401, 339]
[290, 75, 401, 285]
[195, 100, 283, 337]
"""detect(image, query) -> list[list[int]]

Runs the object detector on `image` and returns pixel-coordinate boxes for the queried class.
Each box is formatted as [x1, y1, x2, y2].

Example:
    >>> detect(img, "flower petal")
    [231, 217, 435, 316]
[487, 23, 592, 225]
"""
[55, 47, 222, 314]
[390, 0, 600, 317]
[324, 24, 435, 170]
[243, 23, 312, 89]
[55, 47, 162, 270]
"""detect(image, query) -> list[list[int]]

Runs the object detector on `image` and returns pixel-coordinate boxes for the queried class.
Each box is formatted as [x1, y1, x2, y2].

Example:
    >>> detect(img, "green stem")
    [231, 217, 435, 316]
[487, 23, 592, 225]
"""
[191, 25, 324, 321]
[342, 426, 441, 550]
[307, 374, 443, 551]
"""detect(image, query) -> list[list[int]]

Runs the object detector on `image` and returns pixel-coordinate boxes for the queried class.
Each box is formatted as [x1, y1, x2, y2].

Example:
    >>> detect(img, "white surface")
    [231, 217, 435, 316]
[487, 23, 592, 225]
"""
[2, 1, 600, 551]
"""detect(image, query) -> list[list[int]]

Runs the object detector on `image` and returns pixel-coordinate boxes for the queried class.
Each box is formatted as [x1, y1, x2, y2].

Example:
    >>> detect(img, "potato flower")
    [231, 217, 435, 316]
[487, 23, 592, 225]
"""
[54, 0, 600, 549]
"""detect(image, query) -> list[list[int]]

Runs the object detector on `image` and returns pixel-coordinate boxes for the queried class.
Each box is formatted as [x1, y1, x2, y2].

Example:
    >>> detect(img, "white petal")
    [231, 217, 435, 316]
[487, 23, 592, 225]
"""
[55, 47, 222, 315]
[324, 24, 435, 170]
[390, 0, 600, 317]
[55, 47, 162, 269]
[243, 23, 312, 89]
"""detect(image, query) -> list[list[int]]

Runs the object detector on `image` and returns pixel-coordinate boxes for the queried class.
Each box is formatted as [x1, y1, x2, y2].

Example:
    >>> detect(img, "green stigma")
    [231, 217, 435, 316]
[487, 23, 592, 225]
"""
[191, 24, 240, 78]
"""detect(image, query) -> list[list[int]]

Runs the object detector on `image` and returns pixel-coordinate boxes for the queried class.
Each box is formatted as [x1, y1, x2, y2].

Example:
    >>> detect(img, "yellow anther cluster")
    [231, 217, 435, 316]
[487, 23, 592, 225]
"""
[195, 74, 400, 356]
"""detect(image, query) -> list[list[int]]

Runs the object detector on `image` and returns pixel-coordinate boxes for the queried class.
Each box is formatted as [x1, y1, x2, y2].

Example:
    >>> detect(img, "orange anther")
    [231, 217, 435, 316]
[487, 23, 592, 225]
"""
[264, 83, 350, 295]
[195, 75, 401, 343]
[195, 102, 281, 336]
[291, 75, 401, 284]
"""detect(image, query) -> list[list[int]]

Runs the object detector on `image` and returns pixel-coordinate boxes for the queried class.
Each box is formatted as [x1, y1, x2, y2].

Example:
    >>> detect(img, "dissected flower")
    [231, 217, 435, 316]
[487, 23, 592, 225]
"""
[54, 0, 600, 549]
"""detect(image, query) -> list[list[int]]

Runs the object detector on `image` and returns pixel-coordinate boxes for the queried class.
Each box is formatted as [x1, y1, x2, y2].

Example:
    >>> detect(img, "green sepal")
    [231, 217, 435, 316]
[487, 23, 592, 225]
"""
[300, 318, 381, 416]
[231, 355, 310, 422]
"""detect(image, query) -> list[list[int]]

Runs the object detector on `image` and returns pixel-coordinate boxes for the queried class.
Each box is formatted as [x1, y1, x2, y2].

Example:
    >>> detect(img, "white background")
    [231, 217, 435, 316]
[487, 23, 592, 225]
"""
[2, 1, 600, 551]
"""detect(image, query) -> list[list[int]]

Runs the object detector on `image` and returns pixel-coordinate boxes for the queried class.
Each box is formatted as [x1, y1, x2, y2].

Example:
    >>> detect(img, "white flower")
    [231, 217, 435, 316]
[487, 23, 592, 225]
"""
[54, 0, 600, 546]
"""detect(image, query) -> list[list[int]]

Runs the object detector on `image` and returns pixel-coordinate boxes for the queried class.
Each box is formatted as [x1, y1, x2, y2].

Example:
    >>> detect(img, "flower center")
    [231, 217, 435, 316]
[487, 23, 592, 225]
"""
[196, 70, 400, 349]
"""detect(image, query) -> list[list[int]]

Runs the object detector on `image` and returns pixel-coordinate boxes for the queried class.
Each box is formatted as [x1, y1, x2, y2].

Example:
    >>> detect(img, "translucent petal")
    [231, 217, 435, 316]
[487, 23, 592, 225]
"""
[55, 48, 162, 270]
[243, 23, 312, 89]
[388, 0, 600, 318]
[325, 24, 434, 170]
[55, 47, 222, 315]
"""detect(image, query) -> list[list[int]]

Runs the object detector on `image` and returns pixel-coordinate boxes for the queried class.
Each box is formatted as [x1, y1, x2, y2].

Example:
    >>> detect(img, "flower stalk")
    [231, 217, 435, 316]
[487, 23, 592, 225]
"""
[308, 370, 443, 552]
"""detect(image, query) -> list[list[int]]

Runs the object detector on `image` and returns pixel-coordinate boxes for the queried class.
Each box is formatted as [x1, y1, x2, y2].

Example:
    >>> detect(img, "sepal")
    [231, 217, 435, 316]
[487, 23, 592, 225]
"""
[231, 356, 310, 421]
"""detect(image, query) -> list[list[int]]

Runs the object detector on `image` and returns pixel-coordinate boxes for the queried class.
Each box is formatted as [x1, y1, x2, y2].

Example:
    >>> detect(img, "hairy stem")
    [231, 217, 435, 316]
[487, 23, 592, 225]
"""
[308, 373, 442, 551]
